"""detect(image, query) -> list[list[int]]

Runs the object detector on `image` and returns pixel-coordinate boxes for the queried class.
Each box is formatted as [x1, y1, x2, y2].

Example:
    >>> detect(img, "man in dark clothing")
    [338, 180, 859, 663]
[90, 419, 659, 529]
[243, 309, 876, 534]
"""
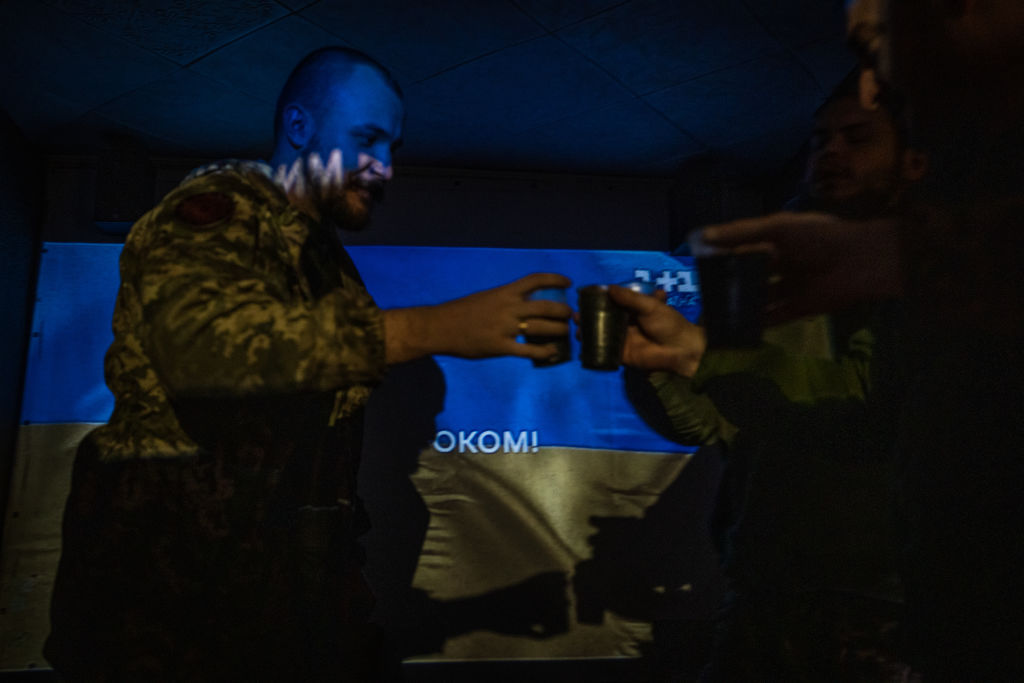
[622, 72, 926, 681]
[688, 0, 1024, 677]
[44, 47, 572, 681]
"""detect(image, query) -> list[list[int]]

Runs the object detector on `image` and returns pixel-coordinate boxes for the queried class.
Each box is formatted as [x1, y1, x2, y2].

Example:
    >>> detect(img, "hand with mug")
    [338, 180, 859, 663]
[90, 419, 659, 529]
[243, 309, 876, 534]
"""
[603, 285, 707, 378]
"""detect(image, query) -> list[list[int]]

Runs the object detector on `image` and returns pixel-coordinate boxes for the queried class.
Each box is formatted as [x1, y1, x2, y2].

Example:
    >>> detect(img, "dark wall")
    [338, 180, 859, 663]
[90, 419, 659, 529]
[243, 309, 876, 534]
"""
[41, 154, 788, 252]
[0, 111, 43, 541]
[42, 156, 681, 250]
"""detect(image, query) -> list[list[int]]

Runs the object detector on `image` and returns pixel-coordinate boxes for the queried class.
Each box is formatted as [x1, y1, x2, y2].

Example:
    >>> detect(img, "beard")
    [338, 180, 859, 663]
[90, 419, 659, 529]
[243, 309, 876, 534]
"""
[317, 179, 385, 231]
[812, 190, 898, 219]
[300, 137, 386, 231]
[808, 165, 903, 219]
[302, 167, 386, 232]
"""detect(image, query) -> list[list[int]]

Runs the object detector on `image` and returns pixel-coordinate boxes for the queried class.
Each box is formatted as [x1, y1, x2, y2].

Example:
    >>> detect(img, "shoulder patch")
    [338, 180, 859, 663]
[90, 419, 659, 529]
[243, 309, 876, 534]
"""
[175, 192, 235, 226]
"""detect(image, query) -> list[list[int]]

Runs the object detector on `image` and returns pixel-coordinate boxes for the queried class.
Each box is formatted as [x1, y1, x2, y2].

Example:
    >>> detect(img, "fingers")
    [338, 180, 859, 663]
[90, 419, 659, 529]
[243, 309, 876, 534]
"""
[521, 299, 573, 320]
[514, 339, 567, 362]
[697, 211, 827, 248]
[517, 318, 569, 338]
[509, 272, 572, 294]
[605, 285, 661, 314]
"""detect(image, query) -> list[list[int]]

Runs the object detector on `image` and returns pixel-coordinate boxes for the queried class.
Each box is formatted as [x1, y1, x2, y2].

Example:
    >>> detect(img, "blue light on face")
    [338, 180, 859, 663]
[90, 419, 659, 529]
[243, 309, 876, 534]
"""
[314, 64, 404, 184]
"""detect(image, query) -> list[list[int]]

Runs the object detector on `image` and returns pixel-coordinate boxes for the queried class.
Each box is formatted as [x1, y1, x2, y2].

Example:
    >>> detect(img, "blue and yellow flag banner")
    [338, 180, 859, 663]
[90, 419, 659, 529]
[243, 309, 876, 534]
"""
[6, 243, 722, 668]
[22, 244, 700, 454]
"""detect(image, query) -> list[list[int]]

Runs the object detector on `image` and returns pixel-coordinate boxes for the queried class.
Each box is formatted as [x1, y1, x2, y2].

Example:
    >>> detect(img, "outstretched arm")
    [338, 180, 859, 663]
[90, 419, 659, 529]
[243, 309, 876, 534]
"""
[695, 211, 903, 324]
[605, 285, 707, 377]
[384, 272, 572, 365]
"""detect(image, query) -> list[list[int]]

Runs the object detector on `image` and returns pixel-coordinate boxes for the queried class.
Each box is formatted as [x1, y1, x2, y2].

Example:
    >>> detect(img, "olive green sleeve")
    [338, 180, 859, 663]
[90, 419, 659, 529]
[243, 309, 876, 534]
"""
[647, 370, 740, 447]
[633, 318, 875, 452]
[692, 327, 874, 406]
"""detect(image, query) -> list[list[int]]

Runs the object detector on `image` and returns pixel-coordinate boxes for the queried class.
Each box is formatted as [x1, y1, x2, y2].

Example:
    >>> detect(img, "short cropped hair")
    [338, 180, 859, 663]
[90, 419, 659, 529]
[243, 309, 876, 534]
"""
[273, 46, 403, 145]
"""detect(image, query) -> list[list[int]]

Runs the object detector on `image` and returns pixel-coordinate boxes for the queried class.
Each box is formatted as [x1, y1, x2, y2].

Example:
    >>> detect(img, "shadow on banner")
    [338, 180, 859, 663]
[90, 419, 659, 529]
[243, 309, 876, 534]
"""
[352, 247, 727, 664]
[7, 243, 726, 671]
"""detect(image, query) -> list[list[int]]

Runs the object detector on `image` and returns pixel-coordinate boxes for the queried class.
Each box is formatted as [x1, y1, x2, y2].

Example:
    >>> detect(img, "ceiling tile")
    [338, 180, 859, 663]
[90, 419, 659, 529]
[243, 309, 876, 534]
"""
[645, 52, 822, 148]
[558, 0, 778, 95]
[40, 0, 287, 65]
[0, 1, 179, 137]
[742, 0, 846, 48]
[301, 0, 544, 84]
[502, 98, 706, 174]
[275, 0, 318, 9]
[397, 96, 705, 176]
[45, 109, 186, 155]
[91, 68, 274, 157]
[4, 0, 857, 177]
[513, 0, 627, 31]
[794, 39, 856, 93]
[716, 122, 810, 178]
[190, 15, 350, 104]
[404, 36, 634, 136]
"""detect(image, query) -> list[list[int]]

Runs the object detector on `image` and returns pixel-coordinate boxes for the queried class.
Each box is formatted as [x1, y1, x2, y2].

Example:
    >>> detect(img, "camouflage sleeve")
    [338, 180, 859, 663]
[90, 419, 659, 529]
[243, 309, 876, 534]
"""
[631, 324, 875, 451]
[126, 173, 386, 398]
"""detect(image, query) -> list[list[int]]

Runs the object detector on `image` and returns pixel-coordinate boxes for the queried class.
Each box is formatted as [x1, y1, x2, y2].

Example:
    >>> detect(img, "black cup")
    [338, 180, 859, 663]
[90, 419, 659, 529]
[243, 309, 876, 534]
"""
[577, 285, 629, 370]
[696, 252, 769, 348]
[526, 334, 572, 366]
[525, 287, 572, 366]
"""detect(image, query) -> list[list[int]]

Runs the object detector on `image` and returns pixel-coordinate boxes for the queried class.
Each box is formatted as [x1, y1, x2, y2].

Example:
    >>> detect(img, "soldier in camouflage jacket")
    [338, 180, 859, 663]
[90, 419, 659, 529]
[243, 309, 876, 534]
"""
[46, 47, 572, 681]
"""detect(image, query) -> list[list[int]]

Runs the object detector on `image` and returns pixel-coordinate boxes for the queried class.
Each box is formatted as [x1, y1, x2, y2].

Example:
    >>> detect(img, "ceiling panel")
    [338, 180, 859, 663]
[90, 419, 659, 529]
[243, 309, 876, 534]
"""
[301, 0, 544, 84]
[513, 0, 629, 31]
[40, 0, 286, 65]
[404, 36, 634, 134]
[501, 98, 706, 174]
[45, 109, 183, 155]
[741, 0, 846, 49]
[558, 0, 778, 96]
[91, 68, 273, 158]
[399, 97, 704, 175]
[0, 1, 179, 135]
[1, 0, 857, 178]
[717, 122, 810, 178]
[189, 15, 350, 105]
[794, 38, 857, 92]
[275, 0, 319, 9]
[644, 51, 822, 148]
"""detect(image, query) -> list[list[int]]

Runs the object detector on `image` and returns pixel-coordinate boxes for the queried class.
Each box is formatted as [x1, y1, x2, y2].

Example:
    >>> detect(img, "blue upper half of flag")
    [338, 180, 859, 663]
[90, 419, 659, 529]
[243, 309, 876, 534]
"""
[22, 243, 700, 454]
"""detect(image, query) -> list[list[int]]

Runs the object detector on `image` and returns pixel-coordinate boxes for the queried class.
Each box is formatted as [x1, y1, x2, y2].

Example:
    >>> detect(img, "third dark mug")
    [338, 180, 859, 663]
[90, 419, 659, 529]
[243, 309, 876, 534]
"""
[577, 284, 629, 370]
[695, 252, 769, 348]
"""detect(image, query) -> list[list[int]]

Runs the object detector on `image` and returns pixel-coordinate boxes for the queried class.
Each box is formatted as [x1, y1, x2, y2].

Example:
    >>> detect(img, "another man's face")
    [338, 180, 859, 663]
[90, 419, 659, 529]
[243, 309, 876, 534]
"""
[846, 0, 957, 145]
[305, 63, 404, 230]
[806, 96, 903, 215]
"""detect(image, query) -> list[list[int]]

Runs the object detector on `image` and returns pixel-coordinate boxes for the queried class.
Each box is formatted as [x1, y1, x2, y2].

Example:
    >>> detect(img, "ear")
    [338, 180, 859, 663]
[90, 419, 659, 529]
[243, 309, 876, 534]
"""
[281, 104, 314, 150]
[901, 149, 929, 182]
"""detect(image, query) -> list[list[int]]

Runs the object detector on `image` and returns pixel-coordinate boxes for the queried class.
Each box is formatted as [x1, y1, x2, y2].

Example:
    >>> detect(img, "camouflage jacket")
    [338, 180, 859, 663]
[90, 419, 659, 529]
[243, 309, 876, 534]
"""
[46, 162, 388, 679]
[87, 160, 386, 463]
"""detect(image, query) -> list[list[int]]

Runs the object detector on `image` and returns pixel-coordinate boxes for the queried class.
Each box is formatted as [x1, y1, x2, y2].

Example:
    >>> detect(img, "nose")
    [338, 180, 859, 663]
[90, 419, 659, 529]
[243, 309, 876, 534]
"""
[859, 68, 882, 111]
[821, 134, 846, 157]
[374, 157, 394, 181]
[360, 151, 393, 182]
